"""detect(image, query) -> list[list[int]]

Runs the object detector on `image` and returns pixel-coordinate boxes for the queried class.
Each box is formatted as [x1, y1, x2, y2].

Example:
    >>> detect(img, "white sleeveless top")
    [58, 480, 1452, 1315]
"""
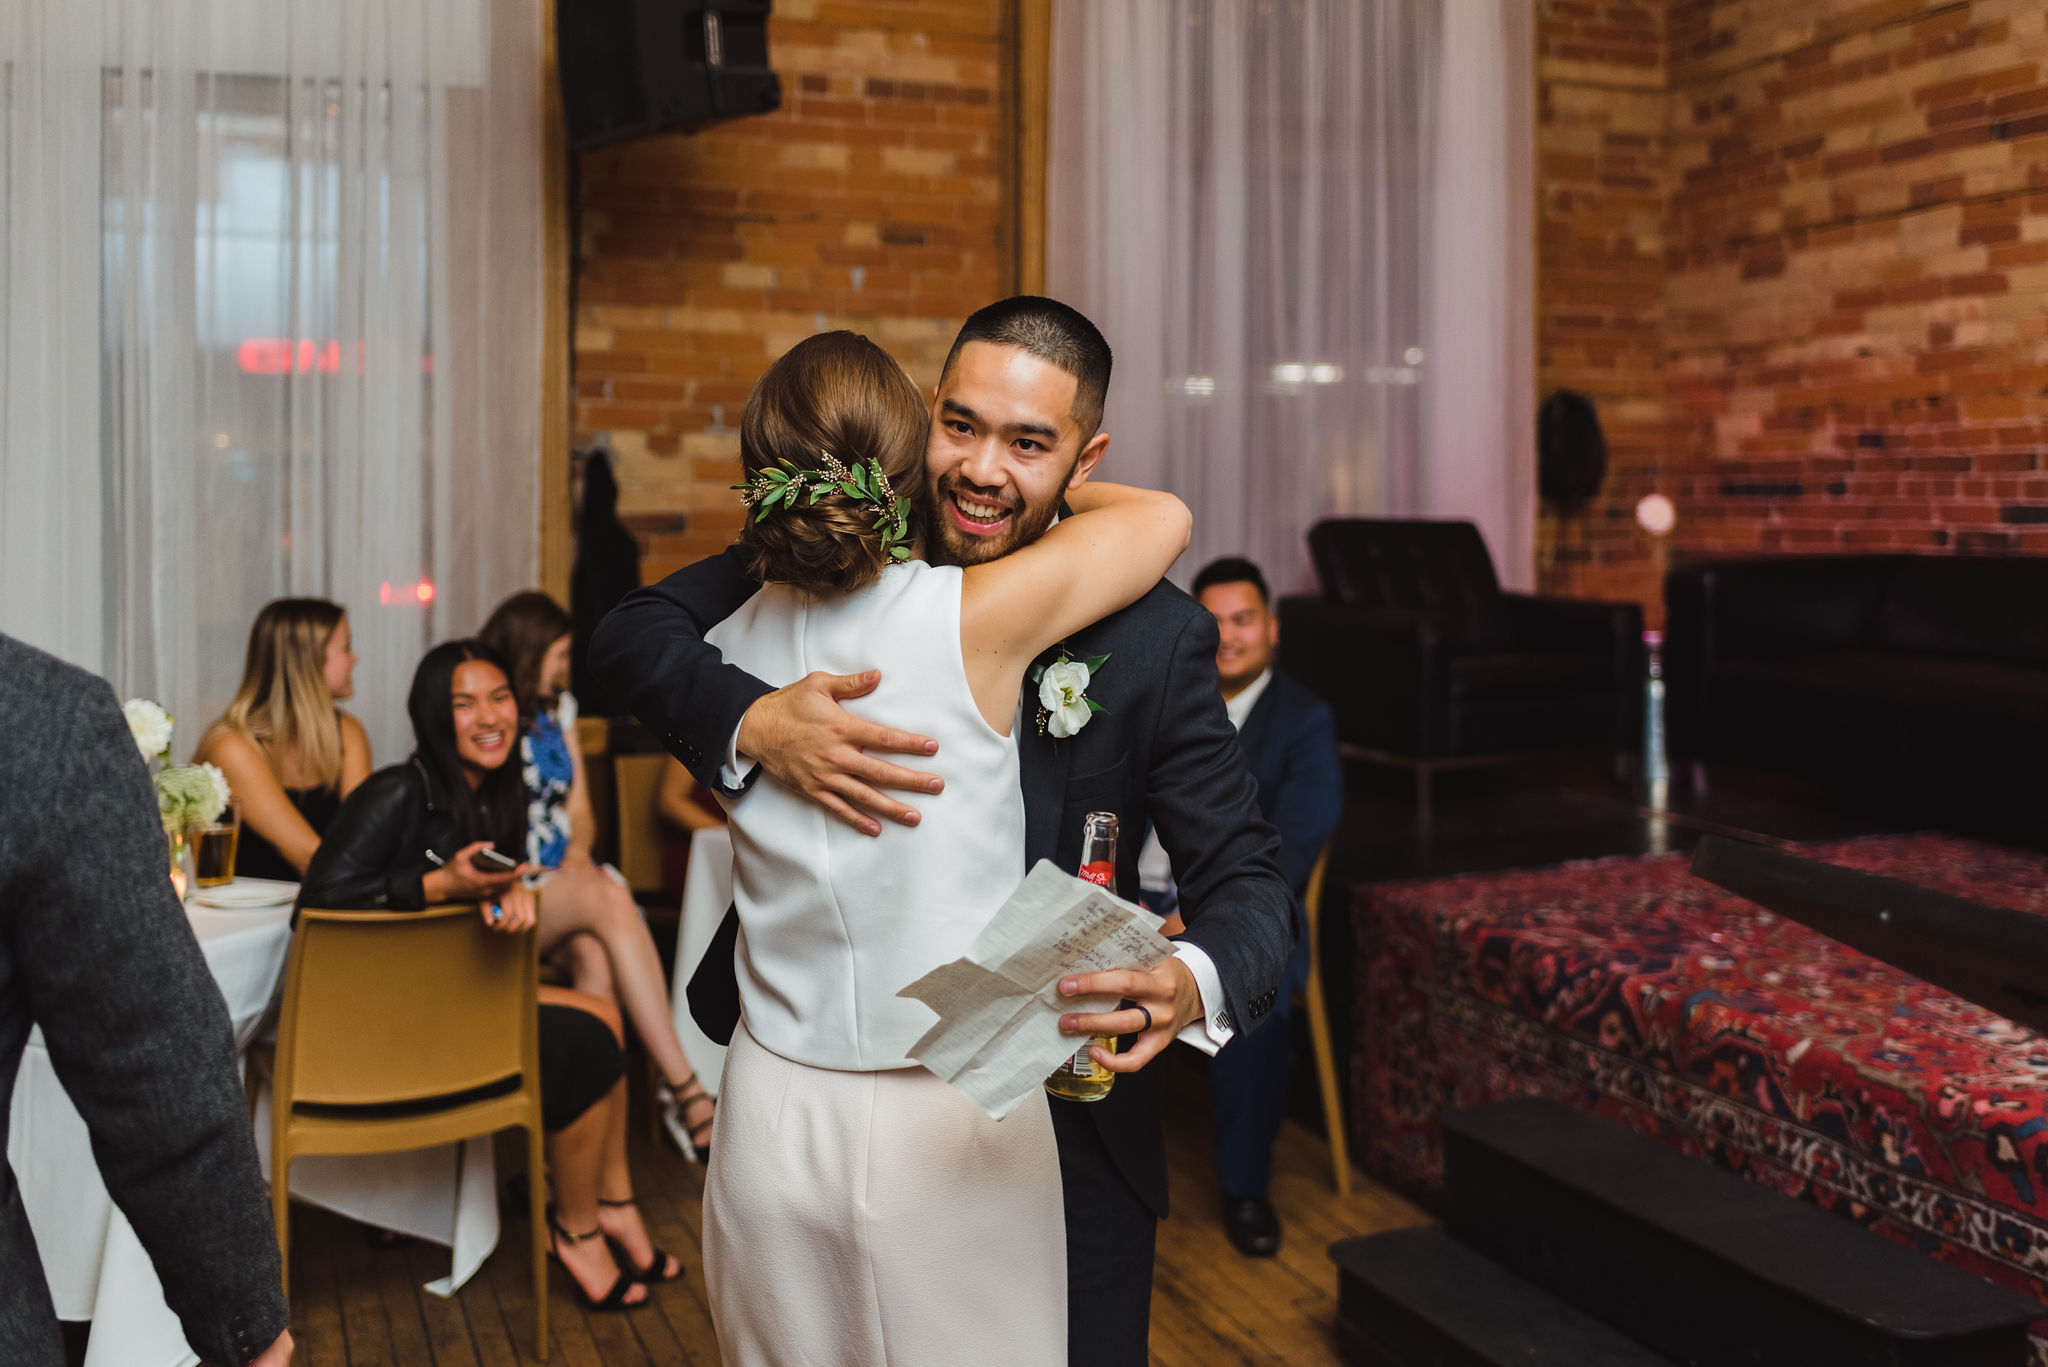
[705, 561, 1025, 1071]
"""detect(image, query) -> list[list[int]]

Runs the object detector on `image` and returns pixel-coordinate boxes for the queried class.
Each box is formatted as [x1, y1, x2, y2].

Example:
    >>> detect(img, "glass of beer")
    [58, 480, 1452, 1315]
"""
[194, 799, 241, 888]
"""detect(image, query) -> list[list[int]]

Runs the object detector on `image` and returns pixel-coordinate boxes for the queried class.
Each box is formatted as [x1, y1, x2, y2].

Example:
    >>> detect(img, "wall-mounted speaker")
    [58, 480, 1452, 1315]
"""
[558, 0, 781, 152]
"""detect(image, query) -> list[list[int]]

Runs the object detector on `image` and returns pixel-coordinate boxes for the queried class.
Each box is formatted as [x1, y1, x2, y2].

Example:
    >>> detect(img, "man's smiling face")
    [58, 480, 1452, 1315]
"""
[924, 340, 1109, 566]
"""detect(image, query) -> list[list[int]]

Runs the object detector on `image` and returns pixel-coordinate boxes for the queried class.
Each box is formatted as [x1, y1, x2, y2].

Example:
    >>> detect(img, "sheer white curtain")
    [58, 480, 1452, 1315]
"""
[1047, 0, 1534, 593]
[0, 0, 543, 763]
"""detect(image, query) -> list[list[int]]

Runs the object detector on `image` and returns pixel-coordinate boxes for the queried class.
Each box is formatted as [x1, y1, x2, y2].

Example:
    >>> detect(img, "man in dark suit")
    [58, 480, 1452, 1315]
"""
[1151, 557, 1342, 1258]
[0, 634, 292, 1367]
[592, 297, 1295, 1367]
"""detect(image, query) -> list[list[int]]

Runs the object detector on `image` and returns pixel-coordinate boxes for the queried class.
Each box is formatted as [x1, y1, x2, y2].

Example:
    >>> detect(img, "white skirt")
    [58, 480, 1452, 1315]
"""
[702, 1022, 1067, 1367]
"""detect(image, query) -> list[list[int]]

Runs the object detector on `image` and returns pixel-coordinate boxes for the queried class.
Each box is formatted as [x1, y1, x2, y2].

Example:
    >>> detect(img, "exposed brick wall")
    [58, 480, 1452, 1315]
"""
[1663, 0, 2048, 563]
[1537, 0, 2048, 619]
[1536, 1, 1672, 611]
[581, 0, 2048, 607]
[571, 0, 1007, 584]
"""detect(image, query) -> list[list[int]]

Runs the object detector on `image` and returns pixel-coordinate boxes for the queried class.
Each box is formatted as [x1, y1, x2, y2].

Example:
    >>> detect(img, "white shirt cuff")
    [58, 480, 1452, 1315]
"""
[1171, 943, 1234, 1056]
[720, 720, 758, 789]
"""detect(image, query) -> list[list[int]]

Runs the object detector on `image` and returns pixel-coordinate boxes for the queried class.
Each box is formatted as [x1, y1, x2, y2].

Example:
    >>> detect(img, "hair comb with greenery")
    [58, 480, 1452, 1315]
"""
[734, 451, 913, 562]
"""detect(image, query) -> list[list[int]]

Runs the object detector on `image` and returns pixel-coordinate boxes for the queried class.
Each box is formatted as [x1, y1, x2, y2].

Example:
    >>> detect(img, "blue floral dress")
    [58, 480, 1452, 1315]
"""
[523, 693, 577, 869]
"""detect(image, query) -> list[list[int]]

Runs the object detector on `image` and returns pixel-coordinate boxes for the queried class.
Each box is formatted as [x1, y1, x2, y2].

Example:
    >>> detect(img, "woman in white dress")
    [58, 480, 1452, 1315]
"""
[698, 330, 1191, 1366]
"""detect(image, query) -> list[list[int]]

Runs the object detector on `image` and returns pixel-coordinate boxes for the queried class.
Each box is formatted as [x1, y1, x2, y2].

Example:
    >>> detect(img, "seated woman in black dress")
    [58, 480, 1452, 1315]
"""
[194, 598, 371, 881]
[297, 639, 681, 1311]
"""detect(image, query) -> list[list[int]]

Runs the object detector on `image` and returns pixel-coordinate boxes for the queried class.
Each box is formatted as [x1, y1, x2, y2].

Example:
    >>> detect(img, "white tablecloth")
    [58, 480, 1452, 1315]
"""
[8, 887, 501, 1367]
[671, 825, 733, 1096]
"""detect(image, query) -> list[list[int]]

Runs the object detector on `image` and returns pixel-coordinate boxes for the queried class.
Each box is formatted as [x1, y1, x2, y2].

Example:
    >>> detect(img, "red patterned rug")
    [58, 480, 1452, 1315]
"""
[1358, 832, 2048, 1357]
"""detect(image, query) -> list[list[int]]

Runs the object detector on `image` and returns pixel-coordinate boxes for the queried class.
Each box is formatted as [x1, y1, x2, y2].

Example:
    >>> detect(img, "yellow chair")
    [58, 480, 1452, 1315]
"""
[269, 905, 550, 1358]
[1298, 845, 1353, 1196]
[611, 751, 671, 897]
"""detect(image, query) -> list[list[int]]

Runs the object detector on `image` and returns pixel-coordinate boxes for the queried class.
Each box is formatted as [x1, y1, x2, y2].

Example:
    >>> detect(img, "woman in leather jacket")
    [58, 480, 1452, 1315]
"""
[298, 640, 681, 1311]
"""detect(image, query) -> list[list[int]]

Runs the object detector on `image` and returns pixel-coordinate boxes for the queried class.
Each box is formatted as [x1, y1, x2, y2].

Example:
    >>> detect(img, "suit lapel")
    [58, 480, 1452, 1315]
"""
[1017, 649, 1072, 869]
[1235, 680, 1277, 770]
[1018, 502, 1081, 870]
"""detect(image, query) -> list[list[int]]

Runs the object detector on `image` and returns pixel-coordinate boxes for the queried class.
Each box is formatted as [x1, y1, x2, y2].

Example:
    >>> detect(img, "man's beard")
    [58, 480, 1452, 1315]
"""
[925, 466, 1072, 567]
[1218, 661, 1263, 694]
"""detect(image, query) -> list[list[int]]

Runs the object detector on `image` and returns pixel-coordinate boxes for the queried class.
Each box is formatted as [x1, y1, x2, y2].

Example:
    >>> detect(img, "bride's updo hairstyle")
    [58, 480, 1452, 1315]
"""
[736, 330, 929, 596]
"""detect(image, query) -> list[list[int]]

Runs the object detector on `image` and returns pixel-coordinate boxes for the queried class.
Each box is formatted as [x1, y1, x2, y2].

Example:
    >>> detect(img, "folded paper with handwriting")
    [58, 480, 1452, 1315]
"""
[897, 859, 1174, 1119]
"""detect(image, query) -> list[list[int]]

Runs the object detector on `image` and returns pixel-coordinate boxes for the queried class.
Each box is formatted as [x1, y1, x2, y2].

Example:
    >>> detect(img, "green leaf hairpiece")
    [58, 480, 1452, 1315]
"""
[733, 450, 915, 563]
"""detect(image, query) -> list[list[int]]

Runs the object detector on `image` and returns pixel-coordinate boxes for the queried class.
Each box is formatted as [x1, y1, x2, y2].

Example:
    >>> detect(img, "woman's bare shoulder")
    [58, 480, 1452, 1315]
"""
[195, 722, 264, 766]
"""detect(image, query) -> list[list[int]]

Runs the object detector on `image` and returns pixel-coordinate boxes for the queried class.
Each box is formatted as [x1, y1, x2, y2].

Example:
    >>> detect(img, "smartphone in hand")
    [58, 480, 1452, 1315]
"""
[469, 846, 520, 874]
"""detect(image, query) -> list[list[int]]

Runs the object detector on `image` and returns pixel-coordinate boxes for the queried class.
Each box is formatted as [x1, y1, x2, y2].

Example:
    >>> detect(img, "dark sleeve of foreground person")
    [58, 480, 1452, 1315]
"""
[294, 765, 428, 912]
[589, 544, 770, 794]
[4, 660, 288, 1365]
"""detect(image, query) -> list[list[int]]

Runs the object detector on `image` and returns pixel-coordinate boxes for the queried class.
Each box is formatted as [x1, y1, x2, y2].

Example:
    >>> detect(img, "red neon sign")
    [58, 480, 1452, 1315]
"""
[238, 338, 341, 375]
[236, 339, 432, 375]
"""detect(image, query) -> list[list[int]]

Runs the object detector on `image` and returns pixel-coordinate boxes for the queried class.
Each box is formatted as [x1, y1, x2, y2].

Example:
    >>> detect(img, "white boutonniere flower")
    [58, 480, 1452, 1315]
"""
[1030, 649, 1110, 739]
[123, 697, 173, 762]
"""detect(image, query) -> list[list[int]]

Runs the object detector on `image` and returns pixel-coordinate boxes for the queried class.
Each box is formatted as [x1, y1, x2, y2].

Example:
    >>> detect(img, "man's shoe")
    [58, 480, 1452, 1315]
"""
[1223, 1196, 1281, 1257]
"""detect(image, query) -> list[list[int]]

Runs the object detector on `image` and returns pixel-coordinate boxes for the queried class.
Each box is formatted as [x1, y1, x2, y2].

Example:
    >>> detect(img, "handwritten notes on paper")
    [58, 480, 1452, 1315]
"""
[896, 859, 1175, 1119]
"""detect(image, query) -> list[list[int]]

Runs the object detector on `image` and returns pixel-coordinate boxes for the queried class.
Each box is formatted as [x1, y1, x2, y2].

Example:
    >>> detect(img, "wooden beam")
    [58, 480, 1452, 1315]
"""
[1009, 0, 1052, 296]
[539, 0, 573, 605]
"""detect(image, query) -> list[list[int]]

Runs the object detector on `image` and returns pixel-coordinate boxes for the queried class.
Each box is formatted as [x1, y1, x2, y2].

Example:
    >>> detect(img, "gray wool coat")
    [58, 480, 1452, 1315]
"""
[0, 633, 288, 1367]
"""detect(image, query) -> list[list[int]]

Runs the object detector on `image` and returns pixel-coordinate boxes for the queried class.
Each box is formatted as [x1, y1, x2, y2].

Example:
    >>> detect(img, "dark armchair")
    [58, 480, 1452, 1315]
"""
[1278, 519, 1643, 823]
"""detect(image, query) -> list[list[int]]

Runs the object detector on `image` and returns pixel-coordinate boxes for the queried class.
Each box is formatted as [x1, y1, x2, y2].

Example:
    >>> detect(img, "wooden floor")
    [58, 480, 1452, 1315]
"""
[1144, 1062, 1430, 1367]
[268, 1056, 1428, 1367]
[149, 755, 1900, 1367]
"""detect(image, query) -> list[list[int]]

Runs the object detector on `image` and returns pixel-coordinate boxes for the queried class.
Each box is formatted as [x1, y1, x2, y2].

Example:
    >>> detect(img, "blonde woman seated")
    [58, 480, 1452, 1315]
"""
[480, 591, 716, 1162]
[194, 599, 371, 881]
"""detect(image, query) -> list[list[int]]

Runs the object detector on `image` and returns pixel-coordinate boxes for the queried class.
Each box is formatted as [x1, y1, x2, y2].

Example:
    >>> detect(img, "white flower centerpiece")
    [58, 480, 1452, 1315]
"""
[123, 697, 172, 761]
[158, 761, 231, 833]
[125, 697, 231, 896]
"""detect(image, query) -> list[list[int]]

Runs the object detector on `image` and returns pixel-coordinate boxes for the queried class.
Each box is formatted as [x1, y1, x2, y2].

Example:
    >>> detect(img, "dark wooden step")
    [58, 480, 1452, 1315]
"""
[1331, 1226, 1678, 1367]
[1443, 1099, 2041, 1367]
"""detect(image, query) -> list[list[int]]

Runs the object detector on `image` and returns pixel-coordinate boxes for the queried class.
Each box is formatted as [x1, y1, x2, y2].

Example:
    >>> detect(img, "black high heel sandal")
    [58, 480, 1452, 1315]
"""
[547, 1206, 648, 1312]
[656, 1072, 716, 1163]
[597, 1197, 684, 1284]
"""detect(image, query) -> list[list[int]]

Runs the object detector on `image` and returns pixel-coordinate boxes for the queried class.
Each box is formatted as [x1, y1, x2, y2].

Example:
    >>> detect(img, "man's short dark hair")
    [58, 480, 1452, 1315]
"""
[1193, 556, 1269, 606]
[940, 296, 1113, 440]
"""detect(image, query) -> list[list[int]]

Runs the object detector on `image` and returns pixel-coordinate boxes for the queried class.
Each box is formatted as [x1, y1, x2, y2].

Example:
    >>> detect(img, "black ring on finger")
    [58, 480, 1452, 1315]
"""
[1135, 1005, 1153, 1034]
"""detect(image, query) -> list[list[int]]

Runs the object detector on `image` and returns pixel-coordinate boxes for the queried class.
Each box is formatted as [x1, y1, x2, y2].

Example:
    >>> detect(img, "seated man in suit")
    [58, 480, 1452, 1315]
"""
[1139, 557, 1342, 1256]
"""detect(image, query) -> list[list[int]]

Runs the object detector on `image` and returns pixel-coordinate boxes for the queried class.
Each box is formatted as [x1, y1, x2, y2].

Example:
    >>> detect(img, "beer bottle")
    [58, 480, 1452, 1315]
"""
[1046, 811, 1120, 1102]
